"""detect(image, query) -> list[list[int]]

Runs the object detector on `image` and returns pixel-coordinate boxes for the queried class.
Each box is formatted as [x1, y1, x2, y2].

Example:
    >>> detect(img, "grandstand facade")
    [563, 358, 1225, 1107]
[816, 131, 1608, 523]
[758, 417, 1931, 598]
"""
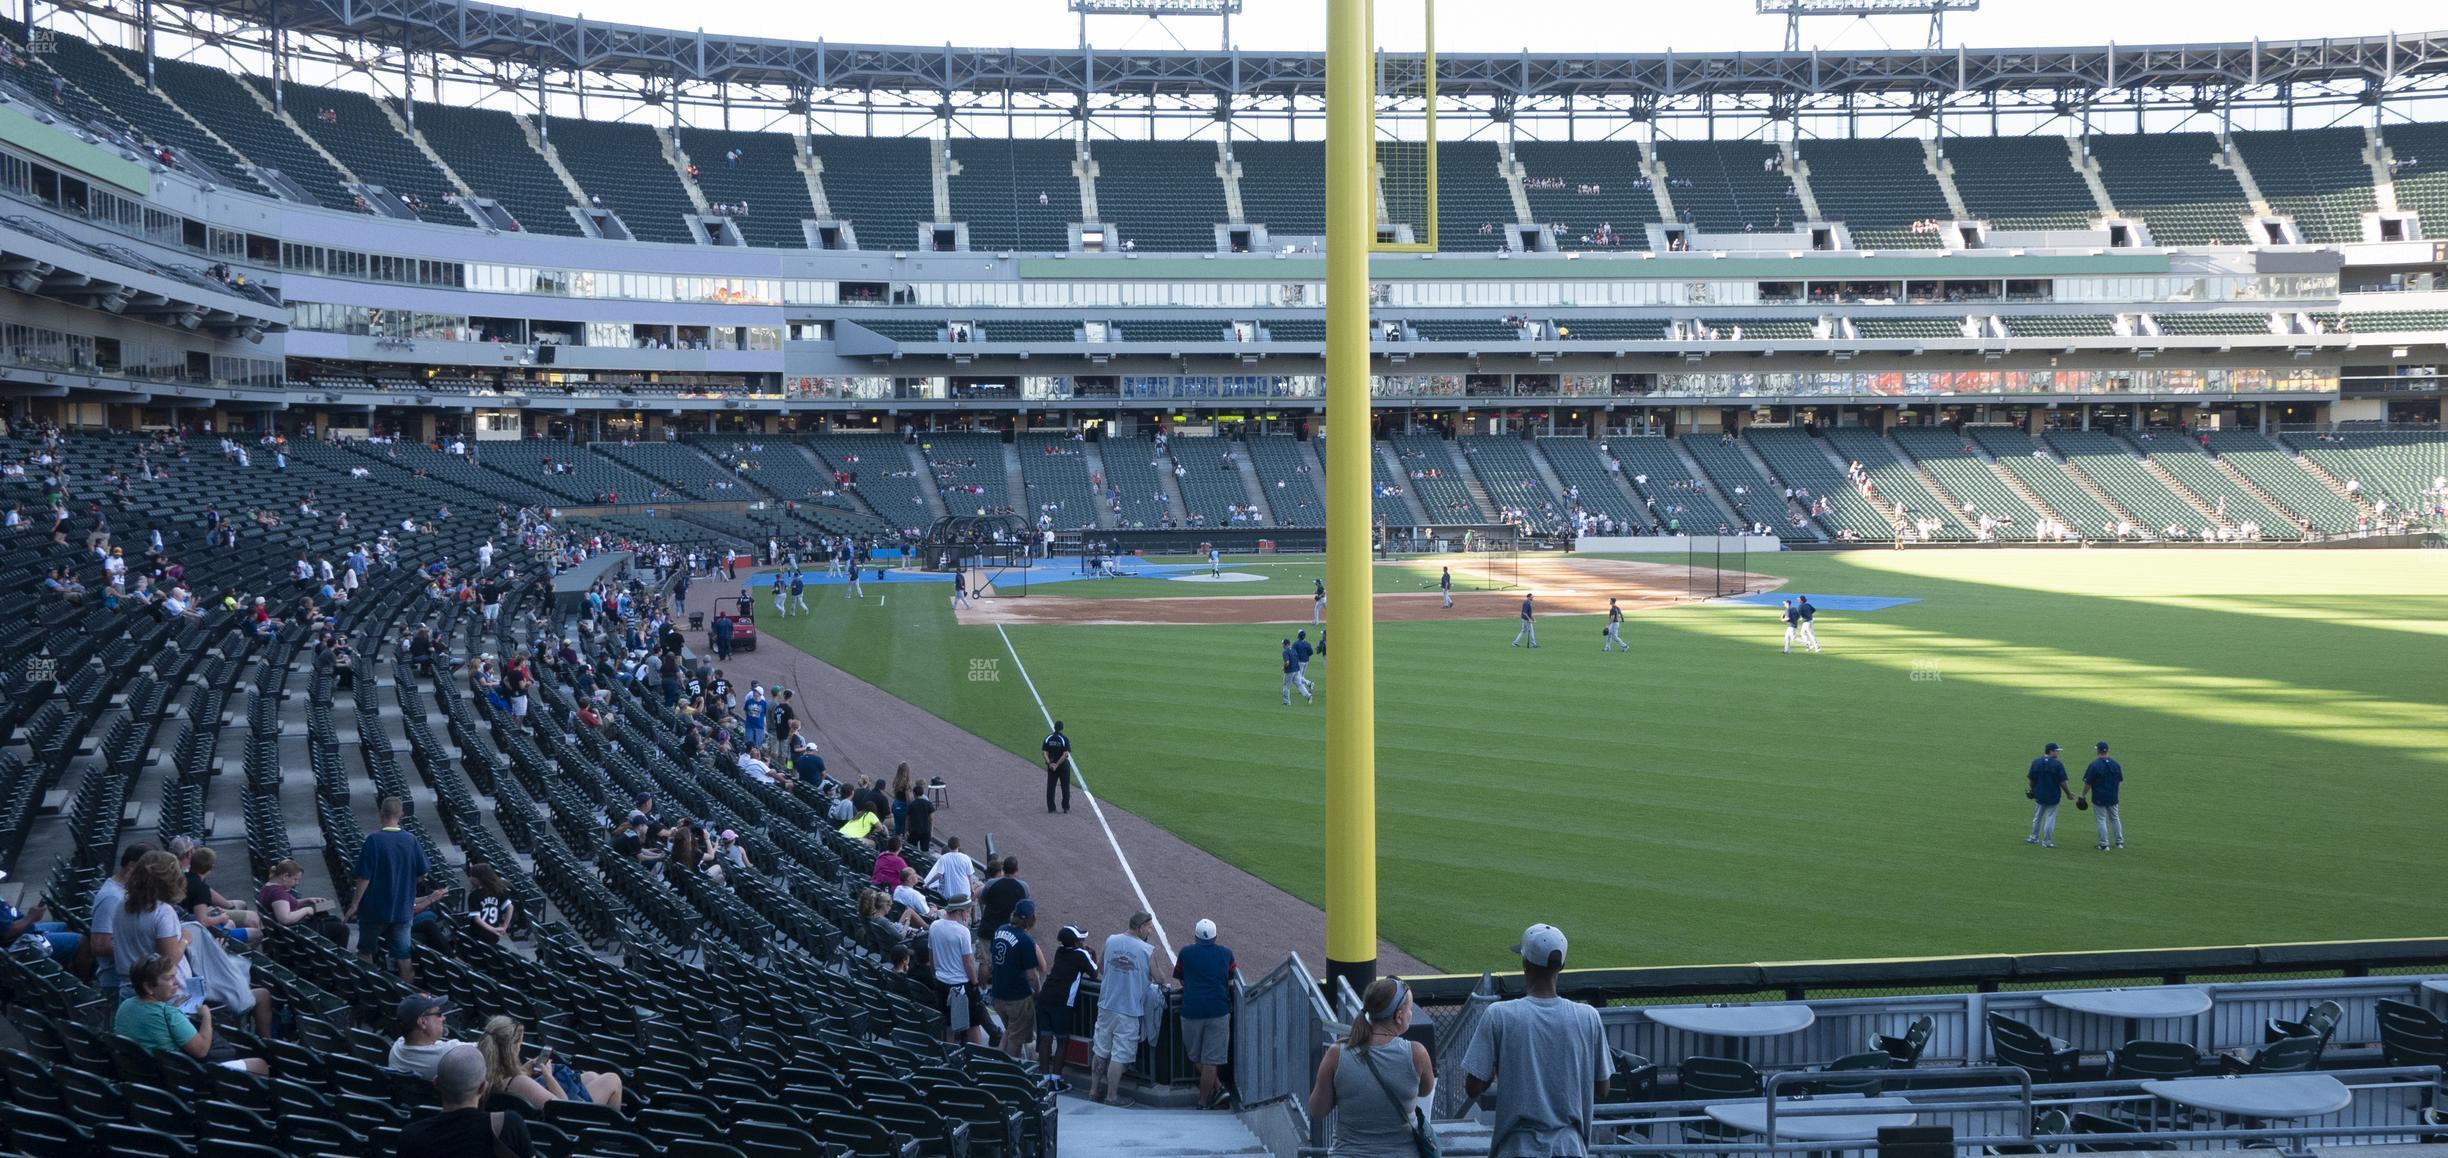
[1, 3, 2446, 544]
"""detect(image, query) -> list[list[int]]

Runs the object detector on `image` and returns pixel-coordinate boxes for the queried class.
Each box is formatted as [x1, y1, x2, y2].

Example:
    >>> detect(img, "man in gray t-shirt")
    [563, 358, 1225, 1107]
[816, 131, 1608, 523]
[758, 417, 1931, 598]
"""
[1462, 923, 1614, 1157]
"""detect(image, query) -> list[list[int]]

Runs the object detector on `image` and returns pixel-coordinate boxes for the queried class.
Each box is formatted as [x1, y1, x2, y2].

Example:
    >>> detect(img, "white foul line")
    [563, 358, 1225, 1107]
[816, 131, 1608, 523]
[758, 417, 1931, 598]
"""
[996, 624, 1175, 965]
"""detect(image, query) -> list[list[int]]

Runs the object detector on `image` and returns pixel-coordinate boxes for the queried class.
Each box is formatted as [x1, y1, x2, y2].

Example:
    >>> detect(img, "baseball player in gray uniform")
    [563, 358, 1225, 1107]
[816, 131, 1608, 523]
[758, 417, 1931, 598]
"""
[1602, 597, 1626, 652]
[1511, 593, 1538, 648]
[1312, 578, 1326, 625]
[1440, 566, 1453, 609]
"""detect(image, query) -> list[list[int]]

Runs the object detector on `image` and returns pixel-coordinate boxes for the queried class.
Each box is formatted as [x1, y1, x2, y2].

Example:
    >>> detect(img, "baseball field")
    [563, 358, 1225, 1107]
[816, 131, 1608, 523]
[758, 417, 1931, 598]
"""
[760, 548, 2448, 975]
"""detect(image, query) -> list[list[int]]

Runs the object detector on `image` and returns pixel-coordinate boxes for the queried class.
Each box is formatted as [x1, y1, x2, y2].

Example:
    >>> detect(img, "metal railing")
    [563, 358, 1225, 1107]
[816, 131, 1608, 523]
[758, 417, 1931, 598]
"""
[1236, 951, 1338, 1114]
[1587, 1065, 2443, 1154]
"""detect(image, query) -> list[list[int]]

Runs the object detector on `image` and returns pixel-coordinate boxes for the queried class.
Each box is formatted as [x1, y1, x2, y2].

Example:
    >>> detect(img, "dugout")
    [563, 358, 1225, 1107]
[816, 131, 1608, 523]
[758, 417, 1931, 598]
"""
[915, 514, 1032, 572]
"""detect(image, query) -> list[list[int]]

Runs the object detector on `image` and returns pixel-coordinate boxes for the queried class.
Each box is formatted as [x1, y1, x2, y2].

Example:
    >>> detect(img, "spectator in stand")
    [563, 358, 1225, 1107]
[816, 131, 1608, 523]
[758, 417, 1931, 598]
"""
[922, 835, 978, 903]
[890, 867, 937, 927]
[1036, 924, 1097, 1086]
[904, 782, 937, 852]
[1308, 977, 1434, 1158]
[1090, 910, 1170, 1106]
[0, 891, 77, 965]
[476, 1014, 623, 1109]
[1461, 924, 1614, 1158]
[930, 896, 988, 1045]
[1177, 918, 1241, 1109]
[346, 796, 432, 983]
[257, 858, 350, 946]
[85, 843, 153, 997]
[114, 953, 269, 1075]
[175, 842, 261, 940]
[398, 1043, 533, 1158]
[978, 856, 1028, 943]
[989, 899, 1045, 1060]
[870, 836, 909, 890]
[390, 993, 458, 1078]
[465, 862, 517, 944]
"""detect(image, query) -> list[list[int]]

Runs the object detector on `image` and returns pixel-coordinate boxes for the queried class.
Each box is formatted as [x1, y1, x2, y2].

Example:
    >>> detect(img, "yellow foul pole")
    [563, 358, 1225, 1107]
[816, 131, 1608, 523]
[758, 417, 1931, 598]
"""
[1323, 0, 1378, 993]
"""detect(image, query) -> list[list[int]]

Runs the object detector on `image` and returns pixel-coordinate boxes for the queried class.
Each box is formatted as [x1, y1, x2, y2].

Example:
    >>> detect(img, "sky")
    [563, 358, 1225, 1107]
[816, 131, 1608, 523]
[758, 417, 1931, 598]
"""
[499, 0, 2424, 54]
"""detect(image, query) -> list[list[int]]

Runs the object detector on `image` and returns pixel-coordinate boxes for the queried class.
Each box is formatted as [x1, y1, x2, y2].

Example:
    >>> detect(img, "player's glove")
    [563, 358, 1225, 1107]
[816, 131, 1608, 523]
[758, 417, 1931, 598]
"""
[2025, 790, 2034, 800]
[2074, 797, 2090, 811]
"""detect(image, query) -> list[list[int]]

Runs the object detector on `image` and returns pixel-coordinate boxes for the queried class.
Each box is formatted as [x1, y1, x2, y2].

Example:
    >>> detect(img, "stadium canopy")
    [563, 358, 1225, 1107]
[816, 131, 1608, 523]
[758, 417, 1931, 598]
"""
[137, 0, 2448, 115]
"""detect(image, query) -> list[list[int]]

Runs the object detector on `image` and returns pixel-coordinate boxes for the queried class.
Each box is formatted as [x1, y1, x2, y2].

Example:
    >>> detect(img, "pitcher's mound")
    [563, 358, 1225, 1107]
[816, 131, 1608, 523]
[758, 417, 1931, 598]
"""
[1170, 572, 1267, 584]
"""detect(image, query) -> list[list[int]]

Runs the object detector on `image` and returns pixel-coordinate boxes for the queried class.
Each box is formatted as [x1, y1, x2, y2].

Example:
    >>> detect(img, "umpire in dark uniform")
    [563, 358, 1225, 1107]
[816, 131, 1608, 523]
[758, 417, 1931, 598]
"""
[1042, 721, 1074, 814]
[2026, 742, 2069, 848]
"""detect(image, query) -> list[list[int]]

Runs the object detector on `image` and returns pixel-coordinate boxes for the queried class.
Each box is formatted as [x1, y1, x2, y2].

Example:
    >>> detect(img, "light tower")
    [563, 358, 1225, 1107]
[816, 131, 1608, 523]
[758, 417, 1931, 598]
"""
[1754, 0, 1980, 51]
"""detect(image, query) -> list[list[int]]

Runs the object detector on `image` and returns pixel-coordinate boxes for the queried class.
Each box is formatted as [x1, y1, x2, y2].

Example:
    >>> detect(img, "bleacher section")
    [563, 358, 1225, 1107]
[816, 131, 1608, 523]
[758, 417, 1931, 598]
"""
[1817, 428, 1983, 541]
[806, 434, 935, 530]
[1856, 317, 1971, 340]
[1882, 427, 2055, 540]
[1744, 427, 1898, 540]
[1458, 437, 1570, 533]
[1512, 140, 1660, 248]
[2332, 311, 2448, 333]
[1942, 135, 2097, 231]
[545, 117, 701, 245]
[1389, 436, 1490, 523]
[1093, 141, 1229, 253]
[1797, 139, 1948, 249]
[414, 103, 583, 236]
[1171, 437, 1264, 527]
[269, 79, 467, 226]
[689, 437, 888, 533]
[2004, 316, 2117, 339]
[1014, 433, 1101, 530]
[2088, 132, 2253, 245]
[1609, 437, 1722, 533]
[590, 440, 750, 500]
[948, 138, 1078, 252]
[2280, 430, 2447, 521]
[2155, 313, 2280, 336]
[2047, 430, 2208, 533]
[1651, 140, 1804, 234]
[1420, 141, 1513, 252]
[1968, 427, 2132, 538]
[1557, 319, 1669, 342]
[0, 18, 137, 142]
[147, 56, 353, 212]
[40, 32, 258, 193]
[677, 128, 816, 248]
[475, 439, 668, 505]
[1702, 318, 1815, 341]
[2125, 432, 2301, 539]
[1410, 319, 1524, 342]
[1367, 445, 1418, 527]
[1096, 436, 1177, 529]
[2203, 431, 2361, 532]
[2231, 128, 2376, 244]
[2381, 122, 2448, 232]
[1534, 438, 1652, 532]
[1232, 139, 1326, 237]
[1244, 436, 1325, 527]
[985, 320, 1082, 342]
[1679, 434, 1814, 540]
[807, 135, 933, 251]
[917, 432, 1013, 514]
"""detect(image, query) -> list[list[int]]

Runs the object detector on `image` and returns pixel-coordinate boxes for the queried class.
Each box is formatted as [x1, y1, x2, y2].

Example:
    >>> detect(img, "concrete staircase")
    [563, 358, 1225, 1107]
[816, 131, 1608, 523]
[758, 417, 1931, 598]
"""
[792, 136, 834, 218]
[2208, 454, 2309, 527]
[2364, 126, 2401, 214]
[1666, 439, 1751, 532]
[1782, 140, 1825, 223]
[1079, 441, 1124, 530]
[905, 442, 950, 519]
[1057, 1098, 1267, 1155]
[2217, 136, 2276, 219]
[999, 441, 1030, 521]
[2069, 136, 2119, 219]
[2119, 437, 2234, 530]
[1733, 432, 1828, 538]
[2049, 447, 2146, 530]
[383, 101, 476, 200]
[1522, 441, 1577, 513]
[1438, 440, 1502, 522]
[1216, 139, 1245, 225]
[1879, 433, 1986, 524]
[662, 128, 714, 216]
[2286, 446, 2380, 518]
[1229, 442, 1277, 524]
[786, 444, 885, 521]
[523, 116, 597, 216]
[1638, 137, 1679, 225]
[1925, 138, 1971, 221]
[1374, 443, 1436, 526]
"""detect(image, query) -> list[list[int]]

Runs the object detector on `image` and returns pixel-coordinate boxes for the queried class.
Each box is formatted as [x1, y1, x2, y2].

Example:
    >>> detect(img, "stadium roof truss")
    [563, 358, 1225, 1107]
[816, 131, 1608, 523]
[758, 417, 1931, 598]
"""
[46, 0, 2448, 132]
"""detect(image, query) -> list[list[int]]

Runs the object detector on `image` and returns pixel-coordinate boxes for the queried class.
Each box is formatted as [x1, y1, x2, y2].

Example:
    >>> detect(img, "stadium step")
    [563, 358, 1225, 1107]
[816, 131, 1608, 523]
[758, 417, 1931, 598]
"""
[1665, 438, 1751, 532]
[2121, 436, 2234, 528]
[2210, 453, 2306, 526]
[1229, 443, 1276, 525]
[1436, 439, 1501, 523]
[2289, 450, 2379, 517]
[1053, 1097, 1270, 1155]
[1880, 432, 1982, 524]
[906, 442, 951, 519]
[1374, 443, 1436, 526]
[1001, 440, 1032, 526]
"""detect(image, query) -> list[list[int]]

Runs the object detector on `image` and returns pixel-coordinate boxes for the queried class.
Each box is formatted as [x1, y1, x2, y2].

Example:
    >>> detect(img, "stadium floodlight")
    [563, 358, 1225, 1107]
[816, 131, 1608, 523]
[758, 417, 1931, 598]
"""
[1754, 0, 1979, 50]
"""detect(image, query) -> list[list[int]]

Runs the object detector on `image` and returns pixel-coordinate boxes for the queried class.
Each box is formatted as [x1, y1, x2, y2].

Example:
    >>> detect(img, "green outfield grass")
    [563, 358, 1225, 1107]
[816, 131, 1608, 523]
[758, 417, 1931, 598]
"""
[1004, 551, 1521, 599]
[764, 549, 2448, 976]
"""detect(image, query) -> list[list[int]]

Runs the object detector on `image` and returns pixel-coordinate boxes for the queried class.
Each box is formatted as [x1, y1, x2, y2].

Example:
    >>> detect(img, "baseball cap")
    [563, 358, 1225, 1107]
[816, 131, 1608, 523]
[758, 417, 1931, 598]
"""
[1512, 923, 1569, 968]
[943, 895, 975, 910]
[1194, 918, 1218, 942]
[1058, 925, 1087, 946]
[1012, 899, 1037, 920]
[396, 993, 448, 1026]
[2043, 742, 2061, 753]
[2095, 741, 2111, 752]
[719, 829, 738, 842]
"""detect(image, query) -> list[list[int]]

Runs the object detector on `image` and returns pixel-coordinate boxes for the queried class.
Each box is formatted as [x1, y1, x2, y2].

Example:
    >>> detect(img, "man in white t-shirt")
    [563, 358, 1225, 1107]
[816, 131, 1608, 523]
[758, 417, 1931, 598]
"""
[891, 867, 937, 925]
[922, 837, 978, 902]
[928, 897, 986, 1045]
[1462, 924, 1614, 1157]
[1090, 910, 1169, 1106]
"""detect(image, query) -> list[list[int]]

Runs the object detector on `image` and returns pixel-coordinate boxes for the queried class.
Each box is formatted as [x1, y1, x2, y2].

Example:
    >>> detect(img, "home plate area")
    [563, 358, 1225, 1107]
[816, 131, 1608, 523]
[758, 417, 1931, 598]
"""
[952, 556, 1782, 627]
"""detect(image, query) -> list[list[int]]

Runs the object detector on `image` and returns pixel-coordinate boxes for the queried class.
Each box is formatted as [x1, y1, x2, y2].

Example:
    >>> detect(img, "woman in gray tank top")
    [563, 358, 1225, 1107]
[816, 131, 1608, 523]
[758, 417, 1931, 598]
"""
[1308, 977, 1435, 1157]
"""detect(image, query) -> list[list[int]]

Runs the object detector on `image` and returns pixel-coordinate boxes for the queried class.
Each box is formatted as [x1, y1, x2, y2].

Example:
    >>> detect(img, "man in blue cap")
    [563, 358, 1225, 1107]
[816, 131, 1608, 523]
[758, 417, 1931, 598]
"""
[2025, 742, 2069, 848]
[2082, 741, 2125, 851]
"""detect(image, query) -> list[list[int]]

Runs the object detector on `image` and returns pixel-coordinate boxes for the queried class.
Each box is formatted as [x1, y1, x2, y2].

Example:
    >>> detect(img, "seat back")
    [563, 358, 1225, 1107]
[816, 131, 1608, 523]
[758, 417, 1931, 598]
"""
[2377, 1000, 2448, 1069]
[2109, 1040, 2199, 1081]
[1819, 1050, 1894, 1097]
[2245, 1033, 2323, 1074]
[1678, 1056, 1763, 1101]
[1987, 1012, 2065, 1078]
[2070, 1112, 2145, 1153]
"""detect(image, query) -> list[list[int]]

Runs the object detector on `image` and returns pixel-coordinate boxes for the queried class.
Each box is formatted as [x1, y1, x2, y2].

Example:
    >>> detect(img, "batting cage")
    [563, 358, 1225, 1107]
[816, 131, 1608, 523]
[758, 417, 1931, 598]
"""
[916, 514, 1032, 597]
